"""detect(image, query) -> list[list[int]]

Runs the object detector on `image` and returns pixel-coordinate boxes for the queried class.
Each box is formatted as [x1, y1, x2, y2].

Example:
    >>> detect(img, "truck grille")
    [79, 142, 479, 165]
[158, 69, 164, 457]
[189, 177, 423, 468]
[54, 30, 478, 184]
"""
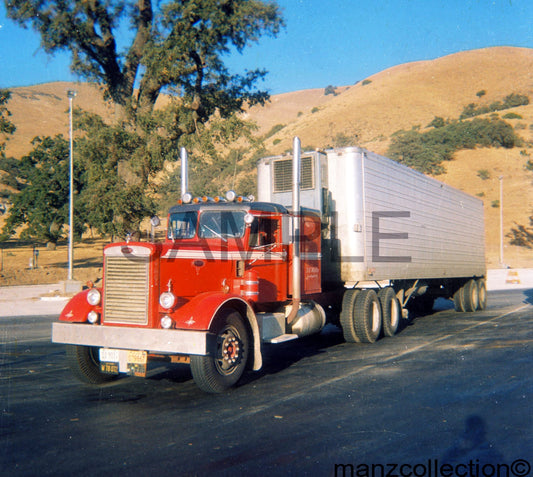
[273, 156, 314, 192]
[103, 255, 150, 325]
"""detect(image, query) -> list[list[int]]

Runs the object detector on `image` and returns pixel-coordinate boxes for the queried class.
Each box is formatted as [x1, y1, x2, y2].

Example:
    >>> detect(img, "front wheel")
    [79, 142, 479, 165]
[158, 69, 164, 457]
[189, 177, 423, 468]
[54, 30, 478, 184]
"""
[66, 345, 118, 384]
[190, 310, 250, 393]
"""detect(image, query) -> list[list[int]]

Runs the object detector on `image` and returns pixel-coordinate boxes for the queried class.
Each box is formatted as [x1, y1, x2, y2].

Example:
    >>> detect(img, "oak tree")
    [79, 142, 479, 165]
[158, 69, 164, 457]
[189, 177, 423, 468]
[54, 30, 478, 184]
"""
[5, 0, 283, 235]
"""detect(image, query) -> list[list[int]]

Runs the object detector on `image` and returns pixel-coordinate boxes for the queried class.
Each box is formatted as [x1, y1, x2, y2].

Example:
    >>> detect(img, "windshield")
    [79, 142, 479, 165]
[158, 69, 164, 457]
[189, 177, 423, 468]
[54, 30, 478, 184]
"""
[199, 211, 246, 240]
[168, 211, 198, 239]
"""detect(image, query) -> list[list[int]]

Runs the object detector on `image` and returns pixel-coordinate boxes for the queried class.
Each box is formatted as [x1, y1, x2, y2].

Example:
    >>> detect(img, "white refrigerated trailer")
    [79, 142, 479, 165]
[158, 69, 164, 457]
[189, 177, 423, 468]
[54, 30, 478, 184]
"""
[257, 145, 486, 342]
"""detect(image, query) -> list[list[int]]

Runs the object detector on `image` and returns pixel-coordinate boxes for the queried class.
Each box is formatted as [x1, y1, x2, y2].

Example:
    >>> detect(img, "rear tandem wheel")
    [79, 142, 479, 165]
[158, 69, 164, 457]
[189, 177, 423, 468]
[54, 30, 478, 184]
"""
[378, 287, 400, 337]
[340, 289, 382, 343]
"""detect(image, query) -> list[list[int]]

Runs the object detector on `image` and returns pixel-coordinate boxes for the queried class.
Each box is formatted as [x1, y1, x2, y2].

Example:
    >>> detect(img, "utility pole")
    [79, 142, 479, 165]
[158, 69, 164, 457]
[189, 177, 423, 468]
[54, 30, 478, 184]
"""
[499, 175, 504, 267]
[67, 90, 77, 281]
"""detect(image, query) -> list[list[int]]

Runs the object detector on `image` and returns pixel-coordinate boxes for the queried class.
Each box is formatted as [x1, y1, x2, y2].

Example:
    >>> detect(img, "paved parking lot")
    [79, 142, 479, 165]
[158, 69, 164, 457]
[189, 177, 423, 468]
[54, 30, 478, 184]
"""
[1, 289, 531, 476]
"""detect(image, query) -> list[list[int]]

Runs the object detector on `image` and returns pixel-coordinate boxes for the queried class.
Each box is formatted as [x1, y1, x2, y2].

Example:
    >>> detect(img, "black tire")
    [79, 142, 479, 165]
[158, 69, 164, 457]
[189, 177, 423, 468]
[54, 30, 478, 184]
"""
[453, 286, 466, 312]
[462, 279, 479, 312]
[66, 345, 118, 385]
[476, 279, 487, 310]
[190, 309, 250, 393]
[378, 287, 400, 337]
[353, 289, 382, 343]
[339, 289, 361, 343]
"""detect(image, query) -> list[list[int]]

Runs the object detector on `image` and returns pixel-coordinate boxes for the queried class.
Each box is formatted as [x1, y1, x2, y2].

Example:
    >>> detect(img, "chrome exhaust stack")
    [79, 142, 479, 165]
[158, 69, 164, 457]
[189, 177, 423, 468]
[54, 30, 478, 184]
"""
[180, 147, 189, 198]
[287, 137, 302, 327]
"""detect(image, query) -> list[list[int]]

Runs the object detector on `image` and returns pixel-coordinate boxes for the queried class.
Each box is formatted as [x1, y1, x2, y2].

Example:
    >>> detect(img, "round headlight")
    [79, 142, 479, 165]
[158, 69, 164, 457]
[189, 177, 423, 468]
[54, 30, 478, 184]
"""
[87, 288, 101, 306]
[87, 310, 99, 324]
[160, 315, 173, 329]
[159, 291, 176, 309]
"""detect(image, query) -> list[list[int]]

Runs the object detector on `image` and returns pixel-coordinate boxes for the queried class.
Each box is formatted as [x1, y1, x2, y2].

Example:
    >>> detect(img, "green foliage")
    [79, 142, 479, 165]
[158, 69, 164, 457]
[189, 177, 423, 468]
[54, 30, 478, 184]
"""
[526, 159, 533, 172]
[6, 0, 283, 117]
[311, 107, 320, 114]
[5, 0, 284, 236]
[264, 123, 286, 139]
[476, 90, 486, 98]
[477, 169, 491, 180]
[158, 113, 262, 211]
[73, 111, 163, 238]
[324, 85, 337, 96]
[427, 116, 446, 129]
[0, 157, 22, 189]
[388, 118, 521, 174]
[491, 200, 500, 208]
[0, 89, 16, 159]
[362, 79, 372, 86]
[387, 129, 447, 174]
[460, 93, 529, 119]
[503, 112, 523, 120]
[1, 136, 85, 244]
[331, 132, 357, 148]
[507, 216, 533, 249]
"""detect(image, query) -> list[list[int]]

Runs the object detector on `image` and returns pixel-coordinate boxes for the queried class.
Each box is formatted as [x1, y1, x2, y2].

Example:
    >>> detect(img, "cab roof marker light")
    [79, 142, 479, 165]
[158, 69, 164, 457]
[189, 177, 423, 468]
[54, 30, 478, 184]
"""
[237, 196, 252, 203]
[226, 190, 237, 202]
[182, 192, 193, 204]
[214, 196, 227, 203]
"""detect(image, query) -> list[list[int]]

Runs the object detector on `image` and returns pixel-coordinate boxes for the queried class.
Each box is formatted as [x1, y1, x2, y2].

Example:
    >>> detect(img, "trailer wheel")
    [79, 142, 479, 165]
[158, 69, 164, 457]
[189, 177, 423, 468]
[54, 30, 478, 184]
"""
[190, 309, 249, 393]
[340, 289, 361, 343]
[66, 345, 118, 385]
[462, 279, 479, 312]
[476, 279, 487, 310]
[354, 289, 382, 343]
[378, 287, 400, 337]
[453, 286, 466, 312]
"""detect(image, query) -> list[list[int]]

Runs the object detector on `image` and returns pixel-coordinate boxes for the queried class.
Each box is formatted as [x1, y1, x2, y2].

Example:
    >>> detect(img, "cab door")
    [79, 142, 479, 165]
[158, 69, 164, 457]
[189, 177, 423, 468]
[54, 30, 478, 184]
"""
[247, 215, 288, 302]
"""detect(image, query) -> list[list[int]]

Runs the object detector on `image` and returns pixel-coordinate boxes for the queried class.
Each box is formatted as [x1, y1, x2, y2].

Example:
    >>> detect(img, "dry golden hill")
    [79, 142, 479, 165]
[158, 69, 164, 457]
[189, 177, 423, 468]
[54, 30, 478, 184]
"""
[2, 46, 533, 271]
[246, 46, 533, 268]
[4, 82, 113, 158]
[259, 46, 533, 154]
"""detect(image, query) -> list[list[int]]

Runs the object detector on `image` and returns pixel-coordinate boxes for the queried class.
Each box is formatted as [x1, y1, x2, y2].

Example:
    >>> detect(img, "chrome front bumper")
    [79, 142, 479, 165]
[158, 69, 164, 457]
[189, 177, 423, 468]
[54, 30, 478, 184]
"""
[52, 322, 214, 356]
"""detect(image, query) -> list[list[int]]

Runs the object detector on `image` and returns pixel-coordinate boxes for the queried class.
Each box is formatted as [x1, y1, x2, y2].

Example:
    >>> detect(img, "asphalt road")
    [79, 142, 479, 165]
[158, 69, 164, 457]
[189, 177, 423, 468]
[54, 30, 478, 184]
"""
[1, 290, 532, 477]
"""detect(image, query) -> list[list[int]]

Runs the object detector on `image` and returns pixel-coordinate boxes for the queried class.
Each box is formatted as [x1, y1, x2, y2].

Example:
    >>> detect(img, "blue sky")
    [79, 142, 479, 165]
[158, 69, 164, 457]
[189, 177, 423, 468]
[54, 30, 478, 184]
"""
[0, 0, 531, 95]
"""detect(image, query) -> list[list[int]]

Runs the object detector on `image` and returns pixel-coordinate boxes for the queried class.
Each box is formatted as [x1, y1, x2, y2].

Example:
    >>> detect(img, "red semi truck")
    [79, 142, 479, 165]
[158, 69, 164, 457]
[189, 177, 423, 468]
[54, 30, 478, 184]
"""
[52, 138, 486, 393]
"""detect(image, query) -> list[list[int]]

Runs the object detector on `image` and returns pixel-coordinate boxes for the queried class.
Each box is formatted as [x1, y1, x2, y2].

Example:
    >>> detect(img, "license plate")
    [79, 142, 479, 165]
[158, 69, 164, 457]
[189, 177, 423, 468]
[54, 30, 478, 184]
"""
[99, 348, 120, 362]
[99, 348, 148, 377]
[127, 350, 147, 364]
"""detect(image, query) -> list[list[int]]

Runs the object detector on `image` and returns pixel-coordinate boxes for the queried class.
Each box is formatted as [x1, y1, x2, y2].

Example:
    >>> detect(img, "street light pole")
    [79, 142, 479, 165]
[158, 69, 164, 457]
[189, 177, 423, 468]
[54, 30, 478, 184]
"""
[67, 90, 77, 281]
[499, 175, 504, 267]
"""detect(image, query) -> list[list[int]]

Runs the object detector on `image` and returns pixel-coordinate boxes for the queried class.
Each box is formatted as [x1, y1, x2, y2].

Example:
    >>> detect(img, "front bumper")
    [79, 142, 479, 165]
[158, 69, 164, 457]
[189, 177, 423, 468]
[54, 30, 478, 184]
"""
[52, 322, 214, 356]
